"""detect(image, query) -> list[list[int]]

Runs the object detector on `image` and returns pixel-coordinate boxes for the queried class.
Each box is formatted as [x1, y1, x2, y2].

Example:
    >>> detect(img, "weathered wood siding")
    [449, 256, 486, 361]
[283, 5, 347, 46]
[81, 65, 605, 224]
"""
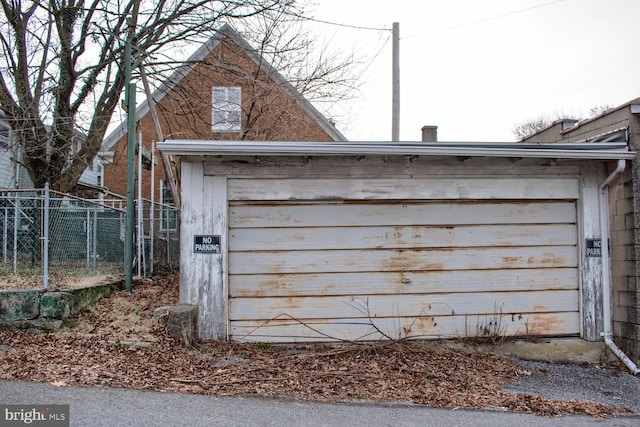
[578, 163, 605, 341]
[180, 162, 228, 339]
[173, 155, 605, 342]
[221, 157, 582, 342]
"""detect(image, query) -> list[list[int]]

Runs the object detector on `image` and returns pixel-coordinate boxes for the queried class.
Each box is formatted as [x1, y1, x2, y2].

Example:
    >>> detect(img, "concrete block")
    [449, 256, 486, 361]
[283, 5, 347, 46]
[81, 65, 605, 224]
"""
[614, 290, 635, 309]
[0, 290, 41, 321]
[613, 305, 629, 323]
[41, 281, 126, 319]
[611, 274, 628, 292]
[626, 213, 636, 230]
[154, 304, 198, 346]
[614, 230, 634, 245]
[611, 214, 626, 231]
[611, 246, 622, 261]
[616, 196, 634, 215]
[40, 292, 73, 318]
[489, 338, 607, 364]
[622, 180, 634, 198]
[613, 261, 635, 277]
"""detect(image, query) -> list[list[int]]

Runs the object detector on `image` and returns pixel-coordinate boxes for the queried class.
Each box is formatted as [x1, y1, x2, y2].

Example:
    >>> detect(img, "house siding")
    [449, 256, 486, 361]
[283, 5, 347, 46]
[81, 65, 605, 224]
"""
[0, 147, 15, 188]
[0, 116, 33, 189]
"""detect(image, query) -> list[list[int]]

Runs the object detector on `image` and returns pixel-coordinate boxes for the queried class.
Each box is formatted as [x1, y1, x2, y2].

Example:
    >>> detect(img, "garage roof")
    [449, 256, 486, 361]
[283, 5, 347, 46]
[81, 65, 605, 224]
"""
[158, 140, 636, 160]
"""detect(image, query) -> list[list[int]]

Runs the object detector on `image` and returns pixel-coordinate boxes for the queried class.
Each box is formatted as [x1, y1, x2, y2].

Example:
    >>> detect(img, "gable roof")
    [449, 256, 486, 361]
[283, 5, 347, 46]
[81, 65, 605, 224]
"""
[102, 24, 346, 150]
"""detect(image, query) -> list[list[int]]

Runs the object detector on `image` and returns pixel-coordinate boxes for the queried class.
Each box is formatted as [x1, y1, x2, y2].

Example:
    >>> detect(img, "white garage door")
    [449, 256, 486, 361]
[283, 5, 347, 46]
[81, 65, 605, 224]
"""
[228, 199, 579, 342]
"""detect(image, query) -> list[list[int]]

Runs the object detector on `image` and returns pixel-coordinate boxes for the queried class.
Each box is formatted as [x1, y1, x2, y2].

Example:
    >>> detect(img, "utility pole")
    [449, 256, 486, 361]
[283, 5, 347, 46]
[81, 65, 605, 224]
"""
[392, 22, 400, 142]
[124, 2, 140, 292]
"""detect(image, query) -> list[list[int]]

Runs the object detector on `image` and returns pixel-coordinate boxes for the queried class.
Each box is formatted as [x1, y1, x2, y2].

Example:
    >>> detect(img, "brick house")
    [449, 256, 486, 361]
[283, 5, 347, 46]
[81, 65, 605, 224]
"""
[100, 24, 346, 205]
[522, 97, 640, 365]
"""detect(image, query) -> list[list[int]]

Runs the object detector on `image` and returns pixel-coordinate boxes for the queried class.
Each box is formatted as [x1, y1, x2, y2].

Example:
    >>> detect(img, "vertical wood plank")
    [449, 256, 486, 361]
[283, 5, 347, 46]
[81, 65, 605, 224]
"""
[579, 163, 604, 341]
[179, 161, 203, 306]
[180, 161, 228, 339]
[206, 175, 228, 339]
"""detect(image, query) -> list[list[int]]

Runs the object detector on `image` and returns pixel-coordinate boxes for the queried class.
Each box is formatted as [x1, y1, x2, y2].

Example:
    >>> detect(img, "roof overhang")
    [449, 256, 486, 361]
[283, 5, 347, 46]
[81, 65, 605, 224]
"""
[158, 140, 636, 161]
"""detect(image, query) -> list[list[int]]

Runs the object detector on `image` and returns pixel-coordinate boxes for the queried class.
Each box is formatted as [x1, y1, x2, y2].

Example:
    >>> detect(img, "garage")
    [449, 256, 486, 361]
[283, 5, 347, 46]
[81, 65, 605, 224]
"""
[159, 140, 635, 342]
[228, 198, 579, 342]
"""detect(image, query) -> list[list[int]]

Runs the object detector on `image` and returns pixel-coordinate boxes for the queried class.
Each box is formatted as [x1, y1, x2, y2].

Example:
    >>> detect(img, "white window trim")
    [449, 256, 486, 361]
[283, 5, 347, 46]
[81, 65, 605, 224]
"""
[212, 86, 241, 132]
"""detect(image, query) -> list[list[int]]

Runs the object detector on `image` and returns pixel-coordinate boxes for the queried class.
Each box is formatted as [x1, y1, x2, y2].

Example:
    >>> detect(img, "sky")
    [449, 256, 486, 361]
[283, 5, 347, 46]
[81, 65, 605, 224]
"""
[308, 0, 640, 142]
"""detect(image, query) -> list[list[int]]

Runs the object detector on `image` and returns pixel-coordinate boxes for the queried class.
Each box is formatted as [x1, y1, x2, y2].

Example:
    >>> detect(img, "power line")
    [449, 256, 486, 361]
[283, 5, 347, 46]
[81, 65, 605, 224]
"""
[304, 16, 391, 32]
[403, 0, 566, 40]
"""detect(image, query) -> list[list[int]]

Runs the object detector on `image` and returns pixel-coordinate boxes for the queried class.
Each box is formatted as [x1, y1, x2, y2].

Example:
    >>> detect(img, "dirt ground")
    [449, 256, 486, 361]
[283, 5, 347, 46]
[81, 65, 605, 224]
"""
[0, 274, 632, 419]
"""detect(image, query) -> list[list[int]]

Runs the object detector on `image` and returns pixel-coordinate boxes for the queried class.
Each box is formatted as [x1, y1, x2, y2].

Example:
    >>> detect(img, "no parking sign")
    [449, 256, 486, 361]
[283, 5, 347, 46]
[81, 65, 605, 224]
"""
[193, 235, 221, 253]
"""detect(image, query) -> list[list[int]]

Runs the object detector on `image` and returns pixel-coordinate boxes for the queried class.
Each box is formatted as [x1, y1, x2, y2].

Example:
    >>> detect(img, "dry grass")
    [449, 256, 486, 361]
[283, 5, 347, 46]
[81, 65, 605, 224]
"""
[69, 276, 177, 343]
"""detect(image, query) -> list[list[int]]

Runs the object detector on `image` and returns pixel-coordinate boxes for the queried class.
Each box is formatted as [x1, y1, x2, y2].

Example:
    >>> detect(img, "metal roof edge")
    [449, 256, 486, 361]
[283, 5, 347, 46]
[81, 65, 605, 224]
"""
[157, 140, 636, 160]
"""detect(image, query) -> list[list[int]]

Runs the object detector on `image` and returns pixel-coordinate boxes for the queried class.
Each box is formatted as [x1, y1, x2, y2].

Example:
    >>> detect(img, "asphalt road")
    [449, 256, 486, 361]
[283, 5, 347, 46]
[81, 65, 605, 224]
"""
[1, 378, 640, 427]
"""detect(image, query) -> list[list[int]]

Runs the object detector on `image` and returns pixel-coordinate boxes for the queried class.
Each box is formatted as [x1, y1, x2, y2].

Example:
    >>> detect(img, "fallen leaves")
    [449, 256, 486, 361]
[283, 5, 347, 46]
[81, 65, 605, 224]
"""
[0, 274, 632, 419]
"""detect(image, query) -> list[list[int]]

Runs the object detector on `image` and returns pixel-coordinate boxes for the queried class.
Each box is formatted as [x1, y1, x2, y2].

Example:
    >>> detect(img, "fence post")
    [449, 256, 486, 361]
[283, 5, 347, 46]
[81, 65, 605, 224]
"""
[149, 140, 155, 276]
[12, 192, 18, 273]
[165, 208, 170, 266]
[43, 183, 49, 289]
[92, 209, 97, 276]
[86, 210, 90, 268]
[3, 205, 7, 265]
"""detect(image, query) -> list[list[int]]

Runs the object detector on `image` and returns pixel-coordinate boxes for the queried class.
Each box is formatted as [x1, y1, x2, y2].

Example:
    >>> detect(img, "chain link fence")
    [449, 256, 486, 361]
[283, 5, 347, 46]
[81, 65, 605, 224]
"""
[0, 187, 179, 289]
[136, 198, 180, 277]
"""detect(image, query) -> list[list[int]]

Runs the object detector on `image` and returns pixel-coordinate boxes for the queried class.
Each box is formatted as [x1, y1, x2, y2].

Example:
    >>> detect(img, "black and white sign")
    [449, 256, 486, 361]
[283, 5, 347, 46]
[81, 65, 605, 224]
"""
[193, 235, 221, 253]
[586, 239, 601, 257]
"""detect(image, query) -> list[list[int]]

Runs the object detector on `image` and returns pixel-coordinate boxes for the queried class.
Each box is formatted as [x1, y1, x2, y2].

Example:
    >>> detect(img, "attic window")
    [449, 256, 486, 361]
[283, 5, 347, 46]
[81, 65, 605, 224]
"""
[212, 86, 241, 132]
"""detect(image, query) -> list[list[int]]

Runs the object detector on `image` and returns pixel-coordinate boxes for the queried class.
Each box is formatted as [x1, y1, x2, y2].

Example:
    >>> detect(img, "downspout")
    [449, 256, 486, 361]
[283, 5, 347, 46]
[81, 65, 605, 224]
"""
[599, 159, 640, 374]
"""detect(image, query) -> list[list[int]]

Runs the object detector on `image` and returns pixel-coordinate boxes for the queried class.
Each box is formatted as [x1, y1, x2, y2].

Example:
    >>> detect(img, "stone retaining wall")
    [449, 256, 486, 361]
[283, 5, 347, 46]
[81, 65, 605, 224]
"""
[0, 280, 126, 325]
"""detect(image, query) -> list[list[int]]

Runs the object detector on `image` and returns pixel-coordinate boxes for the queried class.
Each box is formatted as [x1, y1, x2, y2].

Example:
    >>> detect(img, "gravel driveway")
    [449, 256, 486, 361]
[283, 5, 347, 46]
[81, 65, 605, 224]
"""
[503, 358, 640, 415]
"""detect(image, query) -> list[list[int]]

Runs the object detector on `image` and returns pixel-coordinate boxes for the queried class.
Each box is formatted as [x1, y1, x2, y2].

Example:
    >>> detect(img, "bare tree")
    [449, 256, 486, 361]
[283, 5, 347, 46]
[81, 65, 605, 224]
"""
[588, 104, 613, 118]
[236, 9, 360, 138]
[512, 116, 554, 141]
[142, 6, 360, 142]
[0, 0, 302, 191]
[513, 104, 614, 141]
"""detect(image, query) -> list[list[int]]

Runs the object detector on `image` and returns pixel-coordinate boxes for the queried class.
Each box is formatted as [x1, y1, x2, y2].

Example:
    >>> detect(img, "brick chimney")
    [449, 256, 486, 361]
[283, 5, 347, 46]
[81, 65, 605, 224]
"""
[421, 125, 438, 142]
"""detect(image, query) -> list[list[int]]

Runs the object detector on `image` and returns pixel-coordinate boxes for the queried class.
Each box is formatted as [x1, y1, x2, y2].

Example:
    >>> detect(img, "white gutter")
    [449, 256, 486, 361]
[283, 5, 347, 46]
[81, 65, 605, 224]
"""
[158, 140, 636, 161]
[599, 159, 640, 374]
